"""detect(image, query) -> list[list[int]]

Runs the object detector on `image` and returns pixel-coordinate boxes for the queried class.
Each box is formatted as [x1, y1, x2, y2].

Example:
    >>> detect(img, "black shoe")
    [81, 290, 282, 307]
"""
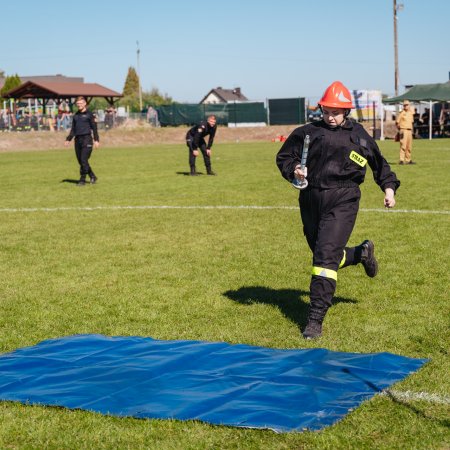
[302, 320, 322, 339]
[77, 179, 86, 186]
[90, 176, 98, 184]
[399, 161, 404, 165]
[190, 170, 198, 176]
[360, 240, 378, 278]
[407, 161, 416, 165]
[207, 170, 216, 176]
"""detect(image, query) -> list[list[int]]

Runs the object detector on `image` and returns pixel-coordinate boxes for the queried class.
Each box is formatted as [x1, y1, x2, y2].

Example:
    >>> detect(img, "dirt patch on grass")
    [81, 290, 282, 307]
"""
[0, 121, 395, 153]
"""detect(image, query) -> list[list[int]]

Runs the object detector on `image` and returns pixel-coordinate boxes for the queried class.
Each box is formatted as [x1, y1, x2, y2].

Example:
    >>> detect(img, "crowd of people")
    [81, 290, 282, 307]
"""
[0, 108, 71, 132]
[0, 103, 160, 132]
[412, 106, 450, 138]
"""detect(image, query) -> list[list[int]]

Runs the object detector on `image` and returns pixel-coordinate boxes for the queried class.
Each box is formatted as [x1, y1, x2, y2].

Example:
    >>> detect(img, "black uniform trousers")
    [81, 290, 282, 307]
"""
[75, 135, 95, 179]
[300, 186, 361, 322]
[186, 137, 211, 171]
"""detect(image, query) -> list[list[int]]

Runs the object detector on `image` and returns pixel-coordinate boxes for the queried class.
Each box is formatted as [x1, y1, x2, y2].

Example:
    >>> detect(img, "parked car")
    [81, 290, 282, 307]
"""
[307, 108, 323, 122]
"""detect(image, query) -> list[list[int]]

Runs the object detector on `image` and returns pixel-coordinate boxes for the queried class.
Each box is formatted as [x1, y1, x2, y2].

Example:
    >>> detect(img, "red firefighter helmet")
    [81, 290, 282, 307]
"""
[318, 81, 354, 109]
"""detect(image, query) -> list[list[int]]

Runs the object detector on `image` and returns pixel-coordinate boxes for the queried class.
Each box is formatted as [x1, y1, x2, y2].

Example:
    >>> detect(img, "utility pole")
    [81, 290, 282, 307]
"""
[136, 41, 143, 112]
[393, 0, 404, 97]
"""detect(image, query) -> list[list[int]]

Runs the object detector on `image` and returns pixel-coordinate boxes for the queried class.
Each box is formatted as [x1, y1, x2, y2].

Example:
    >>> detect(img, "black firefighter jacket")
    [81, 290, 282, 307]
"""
[186, 121, 217, 149]
[66, 109, 99, 142]
[276, 120, 400, 193]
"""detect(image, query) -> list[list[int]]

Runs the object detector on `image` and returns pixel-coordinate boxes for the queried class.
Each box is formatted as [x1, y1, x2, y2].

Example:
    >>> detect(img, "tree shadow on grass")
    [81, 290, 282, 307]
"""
[223, 286, 357, 333]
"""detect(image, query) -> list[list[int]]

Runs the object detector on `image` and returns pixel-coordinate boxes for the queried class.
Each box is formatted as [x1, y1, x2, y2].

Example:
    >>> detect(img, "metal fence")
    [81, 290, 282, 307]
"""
[0, 98, 308, 133]
[0, 111, 158, 133]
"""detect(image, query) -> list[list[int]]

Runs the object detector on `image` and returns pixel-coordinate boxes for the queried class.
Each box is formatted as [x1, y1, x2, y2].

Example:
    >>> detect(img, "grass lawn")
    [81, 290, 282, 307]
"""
[0, 136, 449, 449]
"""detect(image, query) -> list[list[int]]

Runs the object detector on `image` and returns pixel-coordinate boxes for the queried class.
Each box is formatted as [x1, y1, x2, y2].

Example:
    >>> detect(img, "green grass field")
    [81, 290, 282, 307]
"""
[0, 137, 449, 449]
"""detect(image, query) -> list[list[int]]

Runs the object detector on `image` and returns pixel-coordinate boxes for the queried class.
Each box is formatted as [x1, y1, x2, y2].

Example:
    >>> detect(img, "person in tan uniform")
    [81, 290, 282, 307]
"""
[395, 100, 415, 165]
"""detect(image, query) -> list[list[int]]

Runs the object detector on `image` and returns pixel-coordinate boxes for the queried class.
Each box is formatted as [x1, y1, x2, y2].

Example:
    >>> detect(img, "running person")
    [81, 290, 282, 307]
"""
[276, 81, 400, 339]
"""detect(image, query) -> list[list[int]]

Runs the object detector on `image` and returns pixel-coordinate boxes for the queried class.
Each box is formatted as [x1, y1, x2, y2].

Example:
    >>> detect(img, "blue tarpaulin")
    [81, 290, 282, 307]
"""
[0, 334, 427, 432]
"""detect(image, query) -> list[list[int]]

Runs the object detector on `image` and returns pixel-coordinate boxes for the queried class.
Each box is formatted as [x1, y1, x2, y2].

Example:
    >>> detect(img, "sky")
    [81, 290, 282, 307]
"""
[1, 0, 448, 104]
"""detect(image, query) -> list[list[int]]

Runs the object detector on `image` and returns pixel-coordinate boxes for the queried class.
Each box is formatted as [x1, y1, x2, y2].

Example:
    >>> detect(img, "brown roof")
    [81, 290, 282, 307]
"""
[0, 75, 84, 90]
[200, 87, 248, 104]
[20, 75, 84, 83]
[5, 81, 122, 100]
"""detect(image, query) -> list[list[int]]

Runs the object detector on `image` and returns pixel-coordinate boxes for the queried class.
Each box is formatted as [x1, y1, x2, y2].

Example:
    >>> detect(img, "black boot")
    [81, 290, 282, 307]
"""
[360, 240, 378, 278]
[89, 172, 98, 184]
[77, 176, 86, 186]
[190, 167, 198, 176]
[207, 168, 216, 176]
[302, 299, 329, 339]
[302, 304, 326, 339]
[302, 319, 323, 339]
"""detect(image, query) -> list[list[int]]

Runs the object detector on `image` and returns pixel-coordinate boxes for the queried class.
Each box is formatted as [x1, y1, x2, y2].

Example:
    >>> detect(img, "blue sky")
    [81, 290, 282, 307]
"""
[1, 0, 448, 103]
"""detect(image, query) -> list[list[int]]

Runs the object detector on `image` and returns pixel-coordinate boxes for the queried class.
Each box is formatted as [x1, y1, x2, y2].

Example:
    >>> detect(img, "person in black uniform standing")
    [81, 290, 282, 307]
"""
[276, 81, 400, 339]
[64, 96, 100, 186]
[186, 114, 217, 176]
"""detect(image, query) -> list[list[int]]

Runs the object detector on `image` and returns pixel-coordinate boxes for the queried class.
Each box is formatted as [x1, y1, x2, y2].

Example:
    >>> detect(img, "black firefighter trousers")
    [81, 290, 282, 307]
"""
[300, 186, 362, 322]
[186, 137, 211, 172]
[75, 134, 96, 179]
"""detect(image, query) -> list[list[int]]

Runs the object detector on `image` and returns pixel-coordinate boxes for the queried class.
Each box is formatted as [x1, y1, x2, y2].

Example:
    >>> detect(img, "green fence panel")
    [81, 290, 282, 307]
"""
[174, 104, 203, 125]
[204, 104, 229, 124]
[268, 98, 305, 125]
[157, 102, 267, 126]
[157, 104, 203, 126]
[226, 102, 267, 125]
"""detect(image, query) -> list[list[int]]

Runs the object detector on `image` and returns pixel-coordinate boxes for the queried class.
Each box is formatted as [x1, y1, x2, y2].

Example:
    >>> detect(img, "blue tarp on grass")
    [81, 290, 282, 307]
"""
[0, 334, 427, 432]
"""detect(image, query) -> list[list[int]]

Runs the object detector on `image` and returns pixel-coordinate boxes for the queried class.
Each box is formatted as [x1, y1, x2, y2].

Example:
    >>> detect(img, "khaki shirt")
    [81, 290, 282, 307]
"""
[396, 109, 414, 129]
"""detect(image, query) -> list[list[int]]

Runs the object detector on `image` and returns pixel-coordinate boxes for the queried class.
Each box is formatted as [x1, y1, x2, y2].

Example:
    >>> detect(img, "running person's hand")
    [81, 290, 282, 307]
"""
[384, 188, 396, 208]
[206, 149, 211, 157]
[192, 150, 199, 157]
[294, 164, 307, 180]
[94, 141, 100, 149]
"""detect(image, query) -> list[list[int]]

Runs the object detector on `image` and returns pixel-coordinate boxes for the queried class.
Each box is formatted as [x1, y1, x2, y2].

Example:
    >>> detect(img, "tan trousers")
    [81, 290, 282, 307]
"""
[399, 129, 412, 163]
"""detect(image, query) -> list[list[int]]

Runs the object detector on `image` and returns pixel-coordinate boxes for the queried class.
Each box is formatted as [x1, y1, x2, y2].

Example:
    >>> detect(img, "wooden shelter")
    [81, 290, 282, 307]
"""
[4, 81, 122, 113]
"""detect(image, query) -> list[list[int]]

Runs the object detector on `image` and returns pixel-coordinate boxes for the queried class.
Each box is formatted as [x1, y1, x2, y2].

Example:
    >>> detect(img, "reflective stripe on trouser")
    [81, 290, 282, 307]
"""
[339, 249, 346, 268]
[309, 267, 338, 322]
[316, 248, 359, 272]
[312, 266, 337, 281]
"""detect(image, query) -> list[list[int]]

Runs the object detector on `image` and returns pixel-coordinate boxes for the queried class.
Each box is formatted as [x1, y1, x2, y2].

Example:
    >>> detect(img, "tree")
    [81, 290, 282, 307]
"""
[88, 97, 109, 112]
[119, 95, 141, 113]
[122, 67, 140, 98]
[119, 67, 173, 112]
[142, 88, 173, 107]
[0, 73, 21, 103]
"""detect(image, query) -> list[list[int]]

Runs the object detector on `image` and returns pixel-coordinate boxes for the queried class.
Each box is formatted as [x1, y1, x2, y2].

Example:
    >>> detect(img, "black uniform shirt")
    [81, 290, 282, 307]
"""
[276, 120, 400, 193]
[187, 121, 217, 148]
[66, 109, 99, 142]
